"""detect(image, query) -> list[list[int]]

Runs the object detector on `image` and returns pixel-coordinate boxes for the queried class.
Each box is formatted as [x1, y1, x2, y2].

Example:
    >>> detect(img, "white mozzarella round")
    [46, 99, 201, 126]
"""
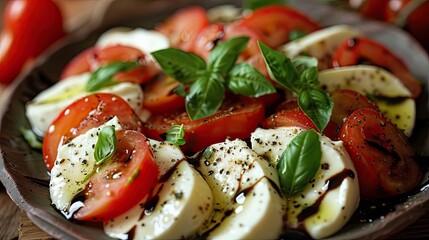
[50, 117, 123, 212]
[104, 161, 213, 240]
[25, 73, 143, 136]
[251, 127, 360, 239]
[196, 139, 283, 238]
[96, 27, 169, 54]
[279, 25, 361, 69]
[319, 65, 416, 135]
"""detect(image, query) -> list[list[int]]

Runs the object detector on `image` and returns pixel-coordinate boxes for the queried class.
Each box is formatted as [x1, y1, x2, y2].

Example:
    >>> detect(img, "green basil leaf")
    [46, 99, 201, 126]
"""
[86, 61, 140, 92]
[289, 30, 307, 41]
[227, 62, 276, 97]
[207, 36, 249, 74]
[258, 41, 299, 91]
[292, 56, 318, 77]
[164, 124, 186, 146]
[244, 0, 285, 10]
[186, 72, 225, 120]
[19, 127, 42, 149]
[298, 88, 333, 132]
[94, 126, 117, 165]
[277, 129, 321, 196]
[152, 48, 206, 84]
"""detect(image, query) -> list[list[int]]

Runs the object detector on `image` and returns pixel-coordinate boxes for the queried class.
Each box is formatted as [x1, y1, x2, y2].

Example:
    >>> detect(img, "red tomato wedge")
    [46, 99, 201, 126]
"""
[0, 0, 65, 84]
[156, 6, 209, 51]
[331, 37, 421, 98]
[238, 5, 321, 48]
[143, 99, 266, 153]
[330, 89, 379, 126]
[142, 75, 185, 114]
[262, 108, 338, 140]
[60, 47, 95, 79]
[74, 130, 158, 222]
[60, 45, 159, 84]
[339, 108, 421, 199]
[43, 93, 143, 171]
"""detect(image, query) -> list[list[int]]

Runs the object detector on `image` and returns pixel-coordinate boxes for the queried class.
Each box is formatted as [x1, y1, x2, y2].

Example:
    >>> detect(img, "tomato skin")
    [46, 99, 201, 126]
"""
[142, 76, 185, 114]
[60, 47, 95, 80]
[238, 5, 321, 48]
[339, 108, 421, 199]
[143, 99, 266, 153]
[262, 108, 339, 140]
[0, 0, 65, 84]
[74, 130, 158, 222]
[43, 93, 143, 171]
[60, 45, 159, 84]
[331, 37, 421, 98]
[330, 89, 379, 126]
[156, 6, 209, 51]
[191, 23, 225, 60]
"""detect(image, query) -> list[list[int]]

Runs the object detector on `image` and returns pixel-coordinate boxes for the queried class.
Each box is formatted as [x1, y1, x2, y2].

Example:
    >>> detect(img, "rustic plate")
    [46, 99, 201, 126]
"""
[1, 0, 428, 239]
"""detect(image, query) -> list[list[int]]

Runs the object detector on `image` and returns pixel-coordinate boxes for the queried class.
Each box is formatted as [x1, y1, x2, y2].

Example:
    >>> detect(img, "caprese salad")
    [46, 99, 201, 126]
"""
[22, 1, 425, 239]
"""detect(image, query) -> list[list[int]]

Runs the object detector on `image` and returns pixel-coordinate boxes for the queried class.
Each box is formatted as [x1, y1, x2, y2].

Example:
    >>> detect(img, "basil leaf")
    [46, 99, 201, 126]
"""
[258, 41, 299, 91]
[86, 61, 140, 92]
[277, 129, 321, 196]
[298, 88, 333, 132]
[292, 56, 318, 77]
[152, 48, 206, 84]
[164, 124, 186, 146]
[94, 126, 117, 165]
[228, 62, 276, 97]
[289, 30, 307, 41]
[186, 72, 225, 120]
[173, 84, 187, 97]
[208, 37, 249, 74]
[19, 127, 42, 149]
[244, 0, 285, 10]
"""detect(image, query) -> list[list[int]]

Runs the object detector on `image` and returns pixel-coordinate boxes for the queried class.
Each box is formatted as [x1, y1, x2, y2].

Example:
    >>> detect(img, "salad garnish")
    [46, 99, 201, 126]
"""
[94, 125, 117, 165]
[259, 42, 333, 131]
[277, 129, 322, 196]
[163, 124, 186, 146]
[152, 36, 275, 120]
[86, 61, 140, 92]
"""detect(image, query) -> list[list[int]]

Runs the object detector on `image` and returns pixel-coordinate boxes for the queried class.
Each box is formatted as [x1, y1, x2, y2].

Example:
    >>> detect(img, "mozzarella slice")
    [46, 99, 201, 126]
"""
[50, 117, 123, 212]
[196, 139, 283, 239]
[96, 27, 169, 54]
[319, 65, 415, 135]
[251, 127, 360, 239]
[279, 25, 360, 69]
[207, 5, 241, 23]
[104, 160, 213, 240]
[25, 73, 143, 136]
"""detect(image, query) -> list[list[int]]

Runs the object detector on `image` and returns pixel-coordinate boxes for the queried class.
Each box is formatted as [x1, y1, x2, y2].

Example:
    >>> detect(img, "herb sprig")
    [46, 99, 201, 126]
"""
[163, 124, 186, 146]
[94, 126, 117, 165]
[277, 129, 322, 196]
[259, 42, 333, 131]
[152, 37, 275, 120]
[86, 61, 140, 92]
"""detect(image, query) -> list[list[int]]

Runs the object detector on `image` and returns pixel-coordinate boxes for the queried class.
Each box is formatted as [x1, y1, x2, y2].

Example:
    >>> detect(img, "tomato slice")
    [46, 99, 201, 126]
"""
[339, 108, 421, 199]
[43, 93, 143, 171]
[60, 47, 95, 80]
[155, 6, 209, 51]
[143, 98, 266, 153]
[238, 5, 321, 48]
[262, 108, 339, 140]
[74, 130, 158, 222]
[191, 23, 225, 60]
[330, 89, 379, 126]
[331, 37, 421, 98]
[60, 45, 159, 84]
[142, 75, 185, 114]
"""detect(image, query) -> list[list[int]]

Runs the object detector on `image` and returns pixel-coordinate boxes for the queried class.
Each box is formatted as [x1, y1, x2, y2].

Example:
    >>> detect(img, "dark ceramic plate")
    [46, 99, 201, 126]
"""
[1, 0, 428, 239]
